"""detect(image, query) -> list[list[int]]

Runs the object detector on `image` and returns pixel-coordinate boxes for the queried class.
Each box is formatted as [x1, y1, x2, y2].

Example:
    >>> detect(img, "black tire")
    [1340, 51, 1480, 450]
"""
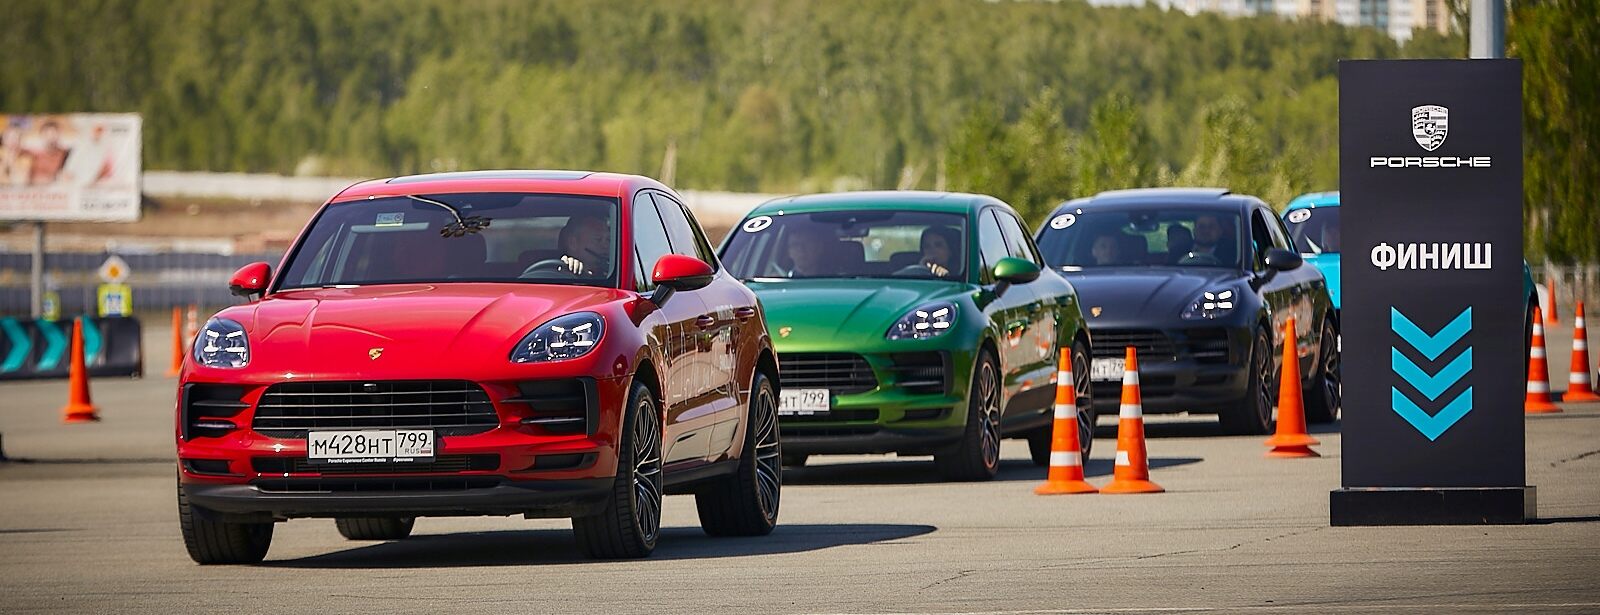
[177, 479, 273, 565]
[936, 350, 1002, 481]
[781, 453, 808, 468]
[1304, 317, 1342, 424]
[696, 371, 781, 537]
[572, 380, 663, 559]
[1027, 341, 1096, 465]
[335, 517, 415, 541]
[1219, 327, 1275, 436]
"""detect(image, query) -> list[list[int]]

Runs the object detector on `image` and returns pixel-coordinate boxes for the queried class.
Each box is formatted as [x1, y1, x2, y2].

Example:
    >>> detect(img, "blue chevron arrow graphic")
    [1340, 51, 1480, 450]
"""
[0, 318, 28, 373]
[1390, 306, 1473, 440]
[1392, 387, 1474, 442]
[35, 320, 66, 372]
[1391, 307, 1471, 361]
[1391, 347, 1472, 400]
[81, 317, 102, 366]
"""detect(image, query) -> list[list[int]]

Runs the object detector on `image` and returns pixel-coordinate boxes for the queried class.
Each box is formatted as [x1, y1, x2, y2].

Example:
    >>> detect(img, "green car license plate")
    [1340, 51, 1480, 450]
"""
[778, 388, 830, 416]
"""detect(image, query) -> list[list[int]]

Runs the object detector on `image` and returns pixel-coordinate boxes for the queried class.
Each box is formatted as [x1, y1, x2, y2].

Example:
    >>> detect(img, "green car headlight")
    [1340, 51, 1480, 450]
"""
[886, 301, 957, 340]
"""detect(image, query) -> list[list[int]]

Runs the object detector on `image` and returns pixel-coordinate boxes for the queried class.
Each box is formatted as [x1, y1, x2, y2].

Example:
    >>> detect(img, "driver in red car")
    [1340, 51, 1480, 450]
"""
[556, 213, 611, 276]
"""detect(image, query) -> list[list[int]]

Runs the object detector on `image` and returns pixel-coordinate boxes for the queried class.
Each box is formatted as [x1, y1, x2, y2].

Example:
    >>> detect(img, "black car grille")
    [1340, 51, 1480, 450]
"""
[778, 353, 878, 394]
[252, 380, 499, 438]
[251, 454, 499, 475]
[781, 408, 880, 423]
[1092, 329, 1176, 362]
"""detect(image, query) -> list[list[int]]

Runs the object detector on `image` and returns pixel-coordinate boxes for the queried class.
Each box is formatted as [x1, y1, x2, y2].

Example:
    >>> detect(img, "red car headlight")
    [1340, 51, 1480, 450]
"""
[511, 312, 605, 363]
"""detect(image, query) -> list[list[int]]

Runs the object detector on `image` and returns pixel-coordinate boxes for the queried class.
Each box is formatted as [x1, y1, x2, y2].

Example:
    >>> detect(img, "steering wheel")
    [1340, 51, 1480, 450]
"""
[519, 259, 579, 278]
[893, 264, 947, 279]
[1177, 252, 1223, 266]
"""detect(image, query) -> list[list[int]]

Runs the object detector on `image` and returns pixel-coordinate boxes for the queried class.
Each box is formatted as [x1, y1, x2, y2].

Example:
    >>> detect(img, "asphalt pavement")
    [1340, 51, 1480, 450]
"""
[1, 324, 1598, 614]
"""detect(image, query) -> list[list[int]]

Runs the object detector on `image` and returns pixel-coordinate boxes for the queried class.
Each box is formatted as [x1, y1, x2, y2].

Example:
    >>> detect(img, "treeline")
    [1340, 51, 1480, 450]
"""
[3, 0, 1584, 260]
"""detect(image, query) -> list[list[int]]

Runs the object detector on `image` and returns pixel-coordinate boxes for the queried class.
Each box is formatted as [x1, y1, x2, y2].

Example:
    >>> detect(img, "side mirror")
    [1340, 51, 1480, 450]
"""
[648, 254, 714, 305]
[1263, 248, 1303, 272]
[228, 262, 271, 298]
[988, 257, 1041, 298]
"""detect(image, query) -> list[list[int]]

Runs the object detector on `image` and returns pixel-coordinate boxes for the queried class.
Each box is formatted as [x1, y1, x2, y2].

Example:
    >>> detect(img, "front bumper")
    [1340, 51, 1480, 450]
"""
[1087, 325, 1252, 415]
[185, 477, 613, 520]
[777, 349, 975, 456]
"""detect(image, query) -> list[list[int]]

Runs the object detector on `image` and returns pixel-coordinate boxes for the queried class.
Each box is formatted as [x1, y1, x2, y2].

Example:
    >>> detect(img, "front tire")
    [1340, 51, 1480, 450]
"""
[1219, 327, 1275, 436]
[936, 351, 1002, 481]
[696, 371, 781, 536]
[1304, 317, 1342, 424]
[178, 479, 273, 565]
[335, 517, 415, 541]
[572, 380, 662, 559]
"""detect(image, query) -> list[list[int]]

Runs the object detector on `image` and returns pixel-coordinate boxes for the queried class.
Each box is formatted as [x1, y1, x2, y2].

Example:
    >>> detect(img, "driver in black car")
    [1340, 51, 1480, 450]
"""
[1188, 213, 1236, 264]
[538, 213, 610, 276]
[918, 226, 962, 279]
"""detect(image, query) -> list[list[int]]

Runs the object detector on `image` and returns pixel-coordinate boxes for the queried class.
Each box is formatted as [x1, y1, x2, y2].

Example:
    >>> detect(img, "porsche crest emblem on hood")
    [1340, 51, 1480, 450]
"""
[779, 327, 792, 338]
[1091, 307, 1103, 317]
[368, 348, 384, 360]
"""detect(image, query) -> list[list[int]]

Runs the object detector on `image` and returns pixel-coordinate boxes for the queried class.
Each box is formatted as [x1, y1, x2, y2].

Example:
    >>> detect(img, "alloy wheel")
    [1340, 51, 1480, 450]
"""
[1072, 347, 1095, 459]
[752, 384, 782, 520]
[977, 359, 1002, 471]
[632, 397, 664, 545]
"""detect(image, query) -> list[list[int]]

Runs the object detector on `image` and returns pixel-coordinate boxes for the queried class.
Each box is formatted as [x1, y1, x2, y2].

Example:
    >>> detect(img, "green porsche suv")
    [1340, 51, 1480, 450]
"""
[718, 192, 1093, 481]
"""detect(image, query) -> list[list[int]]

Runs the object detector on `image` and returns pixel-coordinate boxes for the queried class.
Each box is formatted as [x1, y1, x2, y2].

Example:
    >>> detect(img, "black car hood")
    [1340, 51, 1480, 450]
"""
[1064, 267, 1245, 327]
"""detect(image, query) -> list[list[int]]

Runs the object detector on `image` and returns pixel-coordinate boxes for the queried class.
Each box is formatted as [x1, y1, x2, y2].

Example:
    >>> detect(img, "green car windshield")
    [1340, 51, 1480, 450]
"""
[722, 210, 968, 281]
[1283, 207, 1341, 255]
[1036, 208, 1243, 269]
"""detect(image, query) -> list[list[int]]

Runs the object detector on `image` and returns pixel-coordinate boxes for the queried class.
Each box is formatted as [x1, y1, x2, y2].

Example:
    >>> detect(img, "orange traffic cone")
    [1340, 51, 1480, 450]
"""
[1035, 349, 1097, 495]
[1563, 301, 1600, 403]
[1545, 279, 1559, 325]
[1265, 317, 1320, 458]
[1526, 305, 1561, 414]
[1101, 347, 1164, 494]
[166, 307, 185, 377]
[61, 317, 101, 423]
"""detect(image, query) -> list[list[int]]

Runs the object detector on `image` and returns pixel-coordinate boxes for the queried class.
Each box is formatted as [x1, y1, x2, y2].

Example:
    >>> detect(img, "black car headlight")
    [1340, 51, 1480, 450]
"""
[886, 301, 957, 340]
[511, 312, 605, 363]
[1181, 287, 1241, 320]
[193, 318, 250, 369]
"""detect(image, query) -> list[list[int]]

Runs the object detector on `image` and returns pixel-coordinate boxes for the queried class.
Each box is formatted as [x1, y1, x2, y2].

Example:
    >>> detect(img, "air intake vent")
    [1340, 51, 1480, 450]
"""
[182, 384, 249, 440]
[1091, 329, 1176, 362]
[887, 352, 949, 395]
[251, 454, 499, 475]
[506, 379, 597, 435]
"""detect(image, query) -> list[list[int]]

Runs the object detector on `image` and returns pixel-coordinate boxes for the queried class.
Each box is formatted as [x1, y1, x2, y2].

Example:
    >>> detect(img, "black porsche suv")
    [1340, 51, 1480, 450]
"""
[1034, 188, 1339, 435]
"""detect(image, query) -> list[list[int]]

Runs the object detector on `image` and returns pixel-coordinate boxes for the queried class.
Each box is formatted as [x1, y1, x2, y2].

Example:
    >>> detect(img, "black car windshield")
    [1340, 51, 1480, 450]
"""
[1283, 207, 1341, 255]
[1035, 208, 1243, 269]
[278, 192, 618, 289]
[721, 210, 968, 281]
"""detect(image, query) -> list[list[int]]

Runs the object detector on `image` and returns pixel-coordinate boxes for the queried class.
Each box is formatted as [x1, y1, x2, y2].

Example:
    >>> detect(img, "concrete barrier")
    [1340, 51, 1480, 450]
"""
[0, 316, 143, 380]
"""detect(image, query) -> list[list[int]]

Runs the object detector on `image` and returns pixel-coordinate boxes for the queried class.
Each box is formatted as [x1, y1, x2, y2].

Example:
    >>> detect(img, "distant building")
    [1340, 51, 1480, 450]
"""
[1089, 0, 1453, 42]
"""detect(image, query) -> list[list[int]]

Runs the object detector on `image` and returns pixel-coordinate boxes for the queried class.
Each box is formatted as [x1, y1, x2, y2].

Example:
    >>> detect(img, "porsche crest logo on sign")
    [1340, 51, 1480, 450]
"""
[368, 348, 384, 360]
[1411, 105, 1448, 151]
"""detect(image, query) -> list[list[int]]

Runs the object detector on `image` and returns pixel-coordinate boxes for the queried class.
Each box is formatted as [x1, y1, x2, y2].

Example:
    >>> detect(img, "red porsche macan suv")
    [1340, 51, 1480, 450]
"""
[176, 170, 781, 563]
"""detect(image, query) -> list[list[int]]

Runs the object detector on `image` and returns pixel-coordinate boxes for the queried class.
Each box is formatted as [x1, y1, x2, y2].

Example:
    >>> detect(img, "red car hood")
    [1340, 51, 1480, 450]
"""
[226, 283, 627, 375]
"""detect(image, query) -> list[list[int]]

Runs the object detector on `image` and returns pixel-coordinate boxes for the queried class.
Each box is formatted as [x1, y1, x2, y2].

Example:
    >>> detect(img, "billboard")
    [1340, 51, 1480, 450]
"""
[0, 113, 141, 222]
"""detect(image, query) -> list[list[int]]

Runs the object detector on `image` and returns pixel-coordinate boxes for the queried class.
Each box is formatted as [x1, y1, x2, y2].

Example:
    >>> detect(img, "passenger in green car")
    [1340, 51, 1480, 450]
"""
[778, 224, 833, 277]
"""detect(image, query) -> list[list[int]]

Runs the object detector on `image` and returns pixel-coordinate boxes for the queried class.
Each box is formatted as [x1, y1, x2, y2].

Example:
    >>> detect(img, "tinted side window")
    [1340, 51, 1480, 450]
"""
[651, 192, 701, 260]
[995, 210, 1042, 265]
[1250, 210, 1275, 271]
[1268, 212, 1295, 252]
[656, 192, 719, 269]
[977, 210, 1009, 279]
[633, 192, 674, 290]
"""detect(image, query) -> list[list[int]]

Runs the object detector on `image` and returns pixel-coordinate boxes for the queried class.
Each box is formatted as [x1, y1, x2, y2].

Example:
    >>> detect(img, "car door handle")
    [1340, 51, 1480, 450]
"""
[734, 307, 758, 321]
[696, 315, 718, 329]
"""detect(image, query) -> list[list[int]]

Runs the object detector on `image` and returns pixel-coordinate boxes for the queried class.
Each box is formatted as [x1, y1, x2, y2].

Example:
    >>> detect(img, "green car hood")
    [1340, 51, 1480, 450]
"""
[746, 278, 971, 347]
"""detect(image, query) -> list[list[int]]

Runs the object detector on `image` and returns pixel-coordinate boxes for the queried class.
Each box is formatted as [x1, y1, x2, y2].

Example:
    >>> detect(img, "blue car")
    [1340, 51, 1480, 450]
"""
[1281, 191, 1538, 349]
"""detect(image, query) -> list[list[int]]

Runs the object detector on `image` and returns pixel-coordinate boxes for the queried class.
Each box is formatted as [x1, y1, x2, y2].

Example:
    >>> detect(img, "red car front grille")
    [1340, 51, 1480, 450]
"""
[251, 380, 500, 438]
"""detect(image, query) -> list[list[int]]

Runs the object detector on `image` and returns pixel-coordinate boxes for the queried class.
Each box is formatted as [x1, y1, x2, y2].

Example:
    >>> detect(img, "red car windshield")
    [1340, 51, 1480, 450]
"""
[277, 192, 619, 289]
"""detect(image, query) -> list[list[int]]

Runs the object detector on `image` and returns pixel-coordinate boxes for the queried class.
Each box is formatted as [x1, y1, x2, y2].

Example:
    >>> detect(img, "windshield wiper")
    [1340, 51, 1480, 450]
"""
[405, 194, 491, 237]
